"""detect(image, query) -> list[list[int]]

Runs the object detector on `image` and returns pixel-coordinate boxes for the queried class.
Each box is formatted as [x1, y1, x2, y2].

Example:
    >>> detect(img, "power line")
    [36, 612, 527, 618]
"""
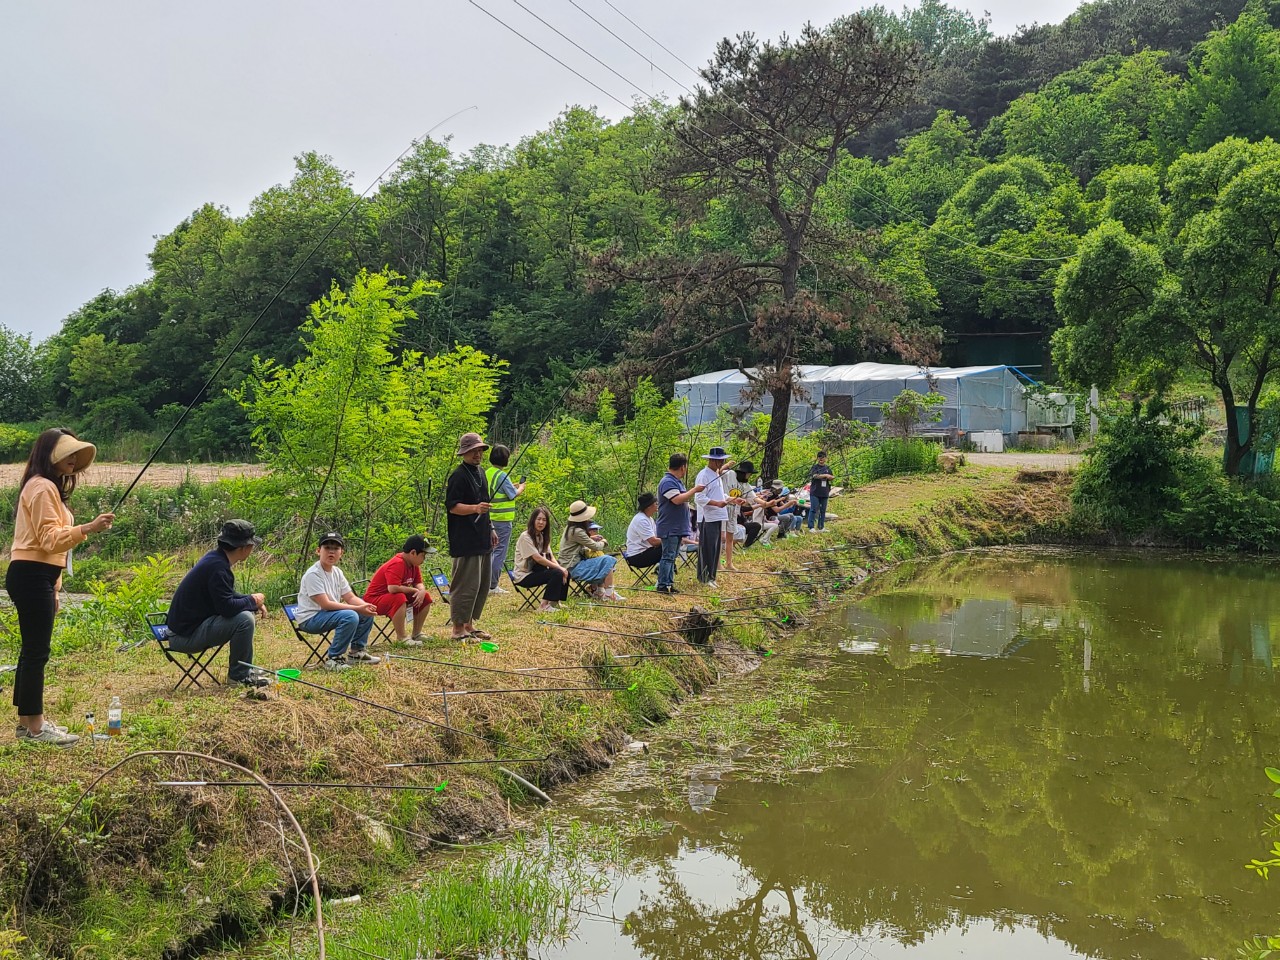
[577, 0, 1075, 267]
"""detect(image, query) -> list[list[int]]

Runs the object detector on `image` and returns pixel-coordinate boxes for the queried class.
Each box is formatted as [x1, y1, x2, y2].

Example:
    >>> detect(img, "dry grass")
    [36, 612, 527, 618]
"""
[0, 462, 266, 488]
[0, 464, 1073, 957]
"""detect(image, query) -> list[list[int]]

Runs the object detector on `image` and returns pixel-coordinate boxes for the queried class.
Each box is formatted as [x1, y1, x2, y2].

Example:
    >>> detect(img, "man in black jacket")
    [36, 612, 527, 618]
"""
[166, 519, 269, 687]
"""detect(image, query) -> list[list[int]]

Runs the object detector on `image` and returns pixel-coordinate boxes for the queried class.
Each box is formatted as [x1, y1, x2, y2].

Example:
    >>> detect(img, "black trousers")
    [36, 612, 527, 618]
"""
[624, 545, 663, 569]
[697, 520, 723, 583]
[514, 566, 569, 602]
[5, 560, 61, 716]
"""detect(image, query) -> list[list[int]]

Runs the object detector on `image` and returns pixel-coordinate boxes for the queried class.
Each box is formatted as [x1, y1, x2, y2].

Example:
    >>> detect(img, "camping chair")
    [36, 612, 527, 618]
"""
[279, 594, 329, 668]
[429, 568, 452, 604]
[351, 578, 395, 647]
[144, 611, 224, 692]
[568, 576, 596, 601]
[679, 542, 698, 572]
[507, 564, 544, 612]
[624, 554, 657, 589]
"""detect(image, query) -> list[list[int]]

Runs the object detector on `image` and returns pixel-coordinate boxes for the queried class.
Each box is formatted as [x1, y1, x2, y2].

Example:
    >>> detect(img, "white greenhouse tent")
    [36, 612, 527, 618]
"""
[675, 363, 1029, 440]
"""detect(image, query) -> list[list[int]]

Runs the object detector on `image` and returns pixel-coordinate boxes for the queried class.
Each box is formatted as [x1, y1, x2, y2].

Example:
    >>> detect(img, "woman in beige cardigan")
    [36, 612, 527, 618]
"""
[7, 429, 114, 746]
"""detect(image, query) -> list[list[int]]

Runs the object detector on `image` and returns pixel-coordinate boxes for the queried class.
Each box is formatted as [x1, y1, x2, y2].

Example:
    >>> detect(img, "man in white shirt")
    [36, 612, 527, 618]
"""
[296, 532, 381, 670]
[693, 446, 736, 588]
[624, 492, 662, 569]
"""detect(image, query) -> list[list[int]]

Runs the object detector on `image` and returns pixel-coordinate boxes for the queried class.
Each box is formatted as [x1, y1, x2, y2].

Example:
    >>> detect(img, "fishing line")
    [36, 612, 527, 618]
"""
[240, 660, 507, 748]
[589, 0, 1073, 268]
[112, 105, 479, 512]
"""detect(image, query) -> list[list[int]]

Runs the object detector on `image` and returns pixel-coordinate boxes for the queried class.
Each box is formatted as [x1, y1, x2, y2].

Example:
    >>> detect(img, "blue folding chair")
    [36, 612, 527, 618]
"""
[144, 611, 225, 691]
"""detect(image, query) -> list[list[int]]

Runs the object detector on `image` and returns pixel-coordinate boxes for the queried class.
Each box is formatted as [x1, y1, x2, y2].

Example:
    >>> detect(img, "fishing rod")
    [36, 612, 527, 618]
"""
[440, 685, 627, 697]
[386, 652, 600, 687]
[543, 619, 727, 640]
[113, 106, 479, 512]
[158, 773, 536, 791]
[240, 661, 505, 749]
[538, 621, 747, 655]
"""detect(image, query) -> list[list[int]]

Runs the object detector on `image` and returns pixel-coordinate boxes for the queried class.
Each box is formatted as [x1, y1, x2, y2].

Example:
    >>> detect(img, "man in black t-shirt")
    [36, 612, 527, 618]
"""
[445, 432, 497, 641]
[807, 450, 835, 532]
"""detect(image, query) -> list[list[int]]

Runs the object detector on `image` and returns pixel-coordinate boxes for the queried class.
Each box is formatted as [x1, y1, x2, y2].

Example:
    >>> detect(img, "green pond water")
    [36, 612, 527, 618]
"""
[539, 547, 1280, 960]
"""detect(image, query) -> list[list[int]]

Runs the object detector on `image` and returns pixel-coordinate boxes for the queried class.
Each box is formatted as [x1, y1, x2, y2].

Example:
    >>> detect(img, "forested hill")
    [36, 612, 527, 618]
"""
[856, 0, 1262, 155]
[1, 0, 1277, 461]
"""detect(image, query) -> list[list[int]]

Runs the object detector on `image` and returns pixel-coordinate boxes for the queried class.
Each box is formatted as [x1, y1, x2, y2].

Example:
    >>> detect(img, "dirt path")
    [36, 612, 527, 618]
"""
[0, 462, 267, 488]
[966, 452, 1082, 470]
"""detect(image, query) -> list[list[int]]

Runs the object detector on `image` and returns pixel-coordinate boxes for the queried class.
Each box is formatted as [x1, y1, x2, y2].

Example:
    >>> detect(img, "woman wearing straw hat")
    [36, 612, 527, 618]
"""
[7, 429, 114, 746]
[558, 500, 624, 602]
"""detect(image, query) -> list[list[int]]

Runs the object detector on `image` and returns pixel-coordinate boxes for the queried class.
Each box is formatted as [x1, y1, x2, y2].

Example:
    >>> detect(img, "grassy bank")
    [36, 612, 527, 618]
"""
[0, 464, 1070, 958]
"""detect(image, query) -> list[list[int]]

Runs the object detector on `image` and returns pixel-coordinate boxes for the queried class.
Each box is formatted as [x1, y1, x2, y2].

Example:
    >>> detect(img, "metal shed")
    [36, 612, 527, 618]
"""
[675, 363, 1028, 438]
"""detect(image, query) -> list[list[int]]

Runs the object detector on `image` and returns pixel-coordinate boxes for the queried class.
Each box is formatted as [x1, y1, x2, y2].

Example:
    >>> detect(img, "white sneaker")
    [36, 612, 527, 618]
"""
[21, 725, 79, 747]
[705, 580, 719, 590]
[402, 635, 425, 646]
[489, 586, 509, 595]
[347, 649, 382, 664]
[323, 656, 352, 671]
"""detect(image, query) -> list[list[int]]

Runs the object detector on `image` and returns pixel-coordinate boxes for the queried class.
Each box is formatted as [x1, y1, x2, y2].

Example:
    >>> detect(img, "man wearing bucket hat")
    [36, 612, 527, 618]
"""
[166, 519, 270, 689]
[692, 446, 738, 589]
[445, 432, 498, 642]
[8, 428, 114, 746]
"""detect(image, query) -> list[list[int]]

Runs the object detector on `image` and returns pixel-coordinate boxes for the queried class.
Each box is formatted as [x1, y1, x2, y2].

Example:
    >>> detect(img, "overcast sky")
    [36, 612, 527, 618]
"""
[1, 0, 1082, 343]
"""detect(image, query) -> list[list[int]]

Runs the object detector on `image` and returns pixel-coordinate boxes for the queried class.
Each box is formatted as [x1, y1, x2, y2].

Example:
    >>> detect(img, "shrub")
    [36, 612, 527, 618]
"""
[0, 424, 35, 463]
[1071, 403, 1201, 535]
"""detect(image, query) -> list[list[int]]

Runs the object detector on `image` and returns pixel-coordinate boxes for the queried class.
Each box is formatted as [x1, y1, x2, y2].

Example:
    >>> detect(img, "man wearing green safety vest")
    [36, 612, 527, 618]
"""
[485, 444, 525, 594]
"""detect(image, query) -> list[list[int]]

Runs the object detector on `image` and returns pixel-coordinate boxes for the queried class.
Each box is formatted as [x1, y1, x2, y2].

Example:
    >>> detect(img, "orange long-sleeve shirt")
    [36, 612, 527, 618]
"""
[10, 477, 86, 567]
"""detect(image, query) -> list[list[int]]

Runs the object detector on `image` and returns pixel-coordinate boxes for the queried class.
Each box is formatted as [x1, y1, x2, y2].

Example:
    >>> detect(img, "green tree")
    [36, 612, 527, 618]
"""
[608, 17, 926, 482]
[1054, 138, 1280, 475]
[984, 52, 1180, 182]
[237, 269, 509, 570]
[0, 325, 47, 422]
[926, 156, 1090, 338]
[1161, 0, 1280, 157]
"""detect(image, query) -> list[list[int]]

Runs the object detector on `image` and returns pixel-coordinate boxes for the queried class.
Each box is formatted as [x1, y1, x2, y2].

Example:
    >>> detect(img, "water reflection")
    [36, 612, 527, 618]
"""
[539, 549, 1280, 960]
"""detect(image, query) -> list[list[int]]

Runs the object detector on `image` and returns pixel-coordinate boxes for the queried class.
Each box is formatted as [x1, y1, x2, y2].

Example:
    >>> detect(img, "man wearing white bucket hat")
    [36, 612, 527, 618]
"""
[692, 446, 737, 589]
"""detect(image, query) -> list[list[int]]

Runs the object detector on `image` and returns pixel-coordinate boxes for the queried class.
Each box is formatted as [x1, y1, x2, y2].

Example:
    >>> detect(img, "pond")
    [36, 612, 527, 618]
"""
[537, 548, 1280, 960]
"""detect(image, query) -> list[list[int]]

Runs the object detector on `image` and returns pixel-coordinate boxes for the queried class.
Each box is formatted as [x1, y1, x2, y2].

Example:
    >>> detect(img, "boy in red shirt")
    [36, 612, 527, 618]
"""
[364, 534, 432, 645]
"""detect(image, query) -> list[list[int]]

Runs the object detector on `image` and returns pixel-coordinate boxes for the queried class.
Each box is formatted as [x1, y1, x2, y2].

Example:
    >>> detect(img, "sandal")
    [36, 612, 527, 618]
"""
[451, 631, 473, 642]
[469, 629, 493, 641]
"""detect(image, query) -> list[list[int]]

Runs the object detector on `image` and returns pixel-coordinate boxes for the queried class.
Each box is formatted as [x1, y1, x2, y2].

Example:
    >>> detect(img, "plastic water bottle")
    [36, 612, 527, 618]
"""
[107, 697, 123, 737]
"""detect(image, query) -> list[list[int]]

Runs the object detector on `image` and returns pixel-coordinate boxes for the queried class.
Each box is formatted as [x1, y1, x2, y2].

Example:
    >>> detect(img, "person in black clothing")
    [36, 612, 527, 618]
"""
[445, 432, 497, 642]
[807, 450, 835, 531]
[166, 519, 269, 687]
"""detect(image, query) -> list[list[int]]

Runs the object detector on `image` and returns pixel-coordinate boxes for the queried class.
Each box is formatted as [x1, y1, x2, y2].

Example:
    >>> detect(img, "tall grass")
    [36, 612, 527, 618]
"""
[844, 438, 940, 486]
[334, 858, 574, 959]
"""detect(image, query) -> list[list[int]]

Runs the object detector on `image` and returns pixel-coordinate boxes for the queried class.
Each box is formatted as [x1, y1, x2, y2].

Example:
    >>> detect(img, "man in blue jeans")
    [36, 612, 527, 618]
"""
[296, 532, 381, 671]
[808, 450, 835, 531]
[166, 519, 269, 688]
[655, 453, 705, 595]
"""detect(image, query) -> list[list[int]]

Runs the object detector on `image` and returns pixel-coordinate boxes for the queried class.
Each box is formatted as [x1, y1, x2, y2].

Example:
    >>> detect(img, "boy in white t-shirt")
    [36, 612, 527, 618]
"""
[296, 532, 381, 670]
